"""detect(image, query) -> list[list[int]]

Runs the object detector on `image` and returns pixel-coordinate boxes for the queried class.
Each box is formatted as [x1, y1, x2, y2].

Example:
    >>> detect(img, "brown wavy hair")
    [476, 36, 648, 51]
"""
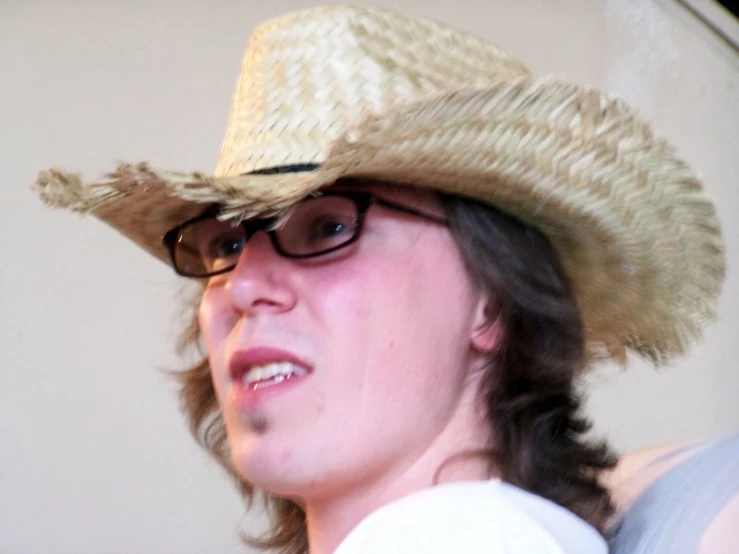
[174, 182, 618, 553]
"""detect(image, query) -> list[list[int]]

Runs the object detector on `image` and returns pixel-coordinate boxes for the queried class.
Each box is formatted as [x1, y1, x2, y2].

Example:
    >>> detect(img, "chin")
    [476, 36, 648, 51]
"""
[230, 444, 347, 504]
[229, 435, 304, 494]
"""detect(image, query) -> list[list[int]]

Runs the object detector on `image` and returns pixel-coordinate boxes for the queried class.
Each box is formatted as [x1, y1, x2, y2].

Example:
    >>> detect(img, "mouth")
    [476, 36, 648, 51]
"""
[229, 347, 313, 393]
[241, 361, 309, 389]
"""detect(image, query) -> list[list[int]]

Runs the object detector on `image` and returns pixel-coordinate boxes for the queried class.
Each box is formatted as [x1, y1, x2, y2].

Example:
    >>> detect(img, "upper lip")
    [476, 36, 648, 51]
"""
[228, 346, 313, 381]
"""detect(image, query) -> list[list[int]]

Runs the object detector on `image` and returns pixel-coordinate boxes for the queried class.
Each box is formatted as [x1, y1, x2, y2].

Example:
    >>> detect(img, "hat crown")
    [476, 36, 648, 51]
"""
[214, 5, 530, 177]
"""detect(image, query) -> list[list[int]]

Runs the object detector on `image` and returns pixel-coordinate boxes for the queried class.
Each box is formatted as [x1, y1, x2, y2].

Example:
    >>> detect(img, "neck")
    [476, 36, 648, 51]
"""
[303, 401, 495, 554]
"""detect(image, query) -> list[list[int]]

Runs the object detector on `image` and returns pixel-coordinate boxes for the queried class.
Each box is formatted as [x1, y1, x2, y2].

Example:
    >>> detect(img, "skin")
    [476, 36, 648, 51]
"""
[198, 183, 502, 554]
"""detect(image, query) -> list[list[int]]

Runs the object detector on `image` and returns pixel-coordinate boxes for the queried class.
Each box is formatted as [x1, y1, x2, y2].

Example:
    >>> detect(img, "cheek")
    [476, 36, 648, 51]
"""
[198, 285, 234, 351]
[375, 243, 475, 346]
[327, 244, 475, 408]
[197, 286, 238, 399]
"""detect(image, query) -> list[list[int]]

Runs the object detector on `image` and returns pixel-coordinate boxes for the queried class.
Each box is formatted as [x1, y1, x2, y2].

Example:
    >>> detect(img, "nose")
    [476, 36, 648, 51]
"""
[224, 231, 297, 316]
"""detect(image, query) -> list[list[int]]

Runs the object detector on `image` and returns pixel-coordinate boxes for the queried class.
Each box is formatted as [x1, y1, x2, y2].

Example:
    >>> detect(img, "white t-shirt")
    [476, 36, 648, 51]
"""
[335, 479, 606, 554]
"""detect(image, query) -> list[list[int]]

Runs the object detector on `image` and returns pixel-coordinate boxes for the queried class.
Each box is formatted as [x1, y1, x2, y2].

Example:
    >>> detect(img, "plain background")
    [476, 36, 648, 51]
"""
[1, 0, 737, 552]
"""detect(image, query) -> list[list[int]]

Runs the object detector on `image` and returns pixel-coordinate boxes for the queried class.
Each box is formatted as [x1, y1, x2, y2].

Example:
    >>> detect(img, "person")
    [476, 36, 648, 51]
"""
[32, 5, 726, 554]
[607, 435, 739, 554]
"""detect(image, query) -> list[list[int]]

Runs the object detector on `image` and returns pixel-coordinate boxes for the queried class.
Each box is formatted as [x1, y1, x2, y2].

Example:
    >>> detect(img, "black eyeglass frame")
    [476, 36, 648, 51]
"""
[162, 191, 448, 278]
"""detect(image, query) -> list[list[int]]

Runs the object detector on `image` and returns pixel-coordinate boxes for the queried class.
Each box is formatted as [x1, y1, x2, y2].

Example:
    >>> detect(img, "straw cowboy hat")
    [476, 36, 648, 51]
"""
[33, 5, 724, 366]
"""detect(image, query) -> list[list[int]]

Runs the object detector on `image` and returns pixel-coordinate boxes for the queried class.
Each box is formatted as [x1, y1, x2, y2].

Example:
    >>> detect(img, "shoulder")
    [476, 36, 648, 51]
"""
[335, 479, 607, 554]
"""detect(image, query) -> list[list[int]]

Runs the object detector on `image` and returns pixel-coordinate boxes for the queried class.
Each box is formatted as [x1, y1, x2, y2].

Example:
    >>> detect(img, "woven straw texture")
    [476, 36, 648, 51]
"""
[33, 5, 725, 367]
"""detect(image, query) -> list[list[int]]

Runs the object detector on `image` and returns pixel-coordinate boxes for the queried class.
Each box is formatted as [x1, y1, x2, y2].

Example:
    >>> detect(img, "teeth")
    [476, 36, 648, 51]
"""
[242, 362, 307, 386]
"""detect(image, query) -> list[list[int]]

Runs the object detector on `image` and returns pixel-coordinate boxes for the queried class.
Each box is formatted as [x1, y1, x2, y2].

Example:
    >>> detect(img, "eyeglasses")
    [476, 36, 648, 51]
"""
[162, 191, 448, 278]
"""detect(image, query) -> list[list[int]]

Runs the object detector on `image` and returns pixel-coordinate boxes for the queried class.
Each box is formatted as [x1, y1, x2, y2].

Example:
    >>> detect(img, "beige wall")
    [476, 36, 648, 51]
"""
[2, 1, 737, 552]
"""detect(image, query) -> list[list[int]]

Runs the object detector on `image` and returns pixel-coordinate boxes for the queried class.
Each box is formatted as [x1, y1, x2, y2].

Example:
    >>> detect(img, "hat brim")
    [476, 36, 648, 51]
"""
[33, 76, 725, 366]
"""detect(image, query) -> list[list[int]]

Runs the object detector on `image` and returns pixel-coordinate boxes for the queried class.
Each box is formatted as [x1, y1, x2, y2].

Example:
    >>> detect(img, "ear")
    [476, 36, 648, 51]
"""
[470, 296, 503, 354]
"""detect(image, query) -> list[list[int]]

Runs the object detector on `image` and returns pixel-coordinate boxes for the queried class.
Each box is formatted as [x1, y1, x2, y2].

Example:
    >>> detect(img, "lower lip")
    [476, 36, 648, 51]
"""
[230, 373, 309, 410]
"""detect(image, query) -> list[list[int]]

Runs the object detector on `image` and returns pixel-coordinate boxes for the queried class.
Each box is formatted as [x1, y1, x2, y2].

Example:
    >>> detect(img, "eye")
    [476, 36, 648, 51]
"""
[190, 218, 245, 266]
[302, 214, 357, 252]
[209, 235, 245, 260]
[278, 195, 359, 255]
[307, 216, 352, 241]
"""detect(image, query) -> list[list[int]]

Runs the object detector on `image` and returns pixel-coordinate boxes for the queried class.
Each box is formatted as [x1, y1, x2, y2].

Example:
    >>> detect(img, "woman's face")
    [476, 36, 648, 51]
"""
[198, 183, 495, 502]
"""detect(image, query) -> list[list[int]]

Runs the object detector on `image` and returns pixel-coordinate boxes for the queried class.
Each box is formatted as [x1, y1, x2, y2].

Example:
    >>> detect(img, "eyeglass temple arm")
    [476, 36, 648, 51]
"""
[373, 197, 448, 224]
